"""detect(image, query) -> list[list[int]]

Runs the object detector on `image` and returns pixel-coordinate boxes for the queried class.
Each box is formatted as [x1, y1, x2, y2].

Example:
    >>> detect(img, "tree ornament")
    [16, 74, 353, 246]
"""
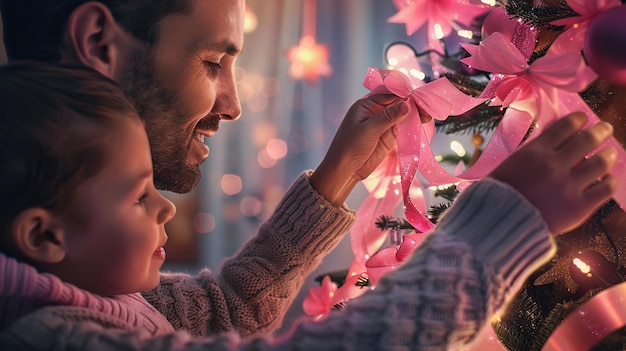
[584, 5, 626, 86]
[568, 250, 622, 293]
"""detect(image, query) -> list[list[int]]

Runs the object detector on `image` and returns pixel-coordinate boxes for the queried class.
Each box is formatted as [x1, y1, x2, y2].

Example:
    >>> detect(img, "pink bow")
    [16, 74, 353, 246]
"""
[462, 32, 597, 122]
[364, 233, 423, 285]
[462, 32, 626, 209]
[302, 275, 337, 321]
[364, 67, 487, 232]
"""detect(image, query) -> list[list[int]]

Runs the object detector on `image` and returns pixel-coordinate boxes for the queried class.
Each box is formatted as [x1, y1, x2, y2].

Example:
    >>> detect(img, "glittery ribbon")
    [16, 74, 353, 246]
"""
[462, 31, 626, 209]
[542, 281, 626, 351]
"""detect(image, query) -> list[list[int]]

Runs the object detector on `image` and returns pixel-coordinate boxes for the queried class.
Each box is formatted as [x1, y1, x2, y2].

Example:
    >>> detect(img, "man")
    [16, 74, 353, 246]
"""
[0, 0, 410, 339]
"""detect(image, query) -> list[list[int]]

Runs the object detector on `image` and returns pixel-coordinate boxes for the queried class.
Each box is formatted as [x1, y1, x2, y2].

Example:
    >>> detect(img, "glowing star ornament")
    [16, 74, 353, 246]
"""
[388, 0, 490, 50]
[287, 36, 332, 85]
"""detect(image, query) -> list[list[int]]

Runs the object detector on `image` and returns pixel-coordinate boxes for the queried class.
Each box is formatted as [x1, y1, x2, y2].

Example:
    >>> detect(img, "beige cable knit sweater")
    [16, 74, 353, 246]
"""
[0, 174, 556, 350]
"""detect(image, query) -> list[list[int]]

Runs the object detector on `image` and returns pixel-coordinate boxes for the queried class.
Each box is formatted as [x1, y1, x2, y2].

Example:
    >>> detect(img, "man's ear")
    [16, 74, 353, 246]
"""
[11, 208, 66, 264]
[63, 1, 128, 78]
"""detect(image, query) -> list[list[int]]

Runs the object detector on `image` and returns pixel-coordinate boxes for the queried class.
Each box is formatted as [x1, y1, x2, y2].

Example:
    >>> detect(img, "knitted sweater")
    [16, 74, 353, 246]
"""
[0, 173, 354, 336]
[0, 177, 556, 350]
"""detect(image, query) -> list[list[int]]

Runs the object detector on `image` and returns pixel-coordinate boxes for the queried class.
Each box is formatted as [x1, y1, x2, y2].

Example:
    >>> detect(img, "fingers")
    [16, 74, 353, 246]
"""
[365, 94, 403, 106]
[583, 174, 617, 209]
[571, 147, 618, 185]
[375, 100, 409, 128]
[537, 112, 587, 150]
[557, 121, 614, 165]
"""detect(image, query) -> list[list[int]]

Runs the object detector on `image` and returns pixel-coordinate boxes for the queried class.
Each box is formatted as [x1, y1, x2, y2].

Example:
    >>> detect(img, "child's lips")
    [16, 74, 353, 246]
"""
[154, 247, 166, 260]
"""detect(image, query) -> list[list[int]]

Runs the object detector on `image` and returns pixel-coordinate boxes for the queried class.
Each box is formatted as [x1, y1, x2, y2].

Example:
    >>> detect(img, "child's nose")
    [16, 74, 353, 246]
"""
[157, 195, 176, 224]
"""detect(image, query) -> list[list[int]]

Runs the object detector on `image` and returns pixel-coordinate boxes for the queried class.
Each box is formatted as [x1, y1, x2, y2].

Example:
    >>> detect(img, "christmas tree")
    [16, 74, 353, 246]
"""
[305, 0, 626, 349]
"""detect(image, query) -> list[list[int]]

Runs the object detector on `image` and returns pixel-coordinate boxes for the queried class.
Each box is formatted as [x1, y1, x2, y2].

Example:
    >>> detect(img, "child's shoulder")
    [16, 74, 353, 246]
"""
[0, 306, 142, 348]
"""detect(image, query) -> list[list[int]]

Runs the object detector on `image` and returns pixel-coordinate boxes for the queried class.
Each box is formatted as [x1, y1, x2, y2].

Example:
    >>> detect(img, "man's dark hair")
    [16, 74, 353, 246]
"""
[0, 0, 192, 62]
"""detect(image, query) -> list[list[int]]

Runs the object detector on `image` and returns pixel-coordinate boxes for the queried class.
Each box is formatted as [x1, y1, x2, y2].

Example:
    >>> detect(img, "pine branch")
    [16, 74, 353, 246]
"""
[314, 269, 348, 287]
[427, 203, 451, 224]
[529, 44, 550, 63]
[433, 184, 459, 202]
[444, 72, 490, 97]
[581, 85, 612, 112]
[375, 215, 415, 231]
[436, 105, 504, 135]
[498, 0, 577, 28]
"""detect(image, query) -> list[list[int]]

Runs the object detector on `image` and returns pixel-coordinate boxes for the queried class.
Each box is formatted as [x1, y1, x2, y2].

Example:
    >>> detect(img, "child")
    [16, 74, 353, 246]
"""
[0, 62, 617, 350]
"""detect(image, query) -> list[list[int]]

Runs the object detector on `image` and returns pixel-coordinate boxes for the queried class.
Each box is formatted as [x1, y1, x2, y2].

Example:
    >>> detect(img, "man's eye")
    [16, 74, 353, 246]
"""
[204, 61, 222, 72]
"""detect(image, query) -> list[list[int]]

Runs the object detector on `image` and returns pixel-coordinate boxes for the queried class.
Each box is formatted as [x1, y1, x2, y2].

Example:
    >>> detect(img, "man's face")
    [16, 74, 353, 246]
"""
[120, 0, 244, 193]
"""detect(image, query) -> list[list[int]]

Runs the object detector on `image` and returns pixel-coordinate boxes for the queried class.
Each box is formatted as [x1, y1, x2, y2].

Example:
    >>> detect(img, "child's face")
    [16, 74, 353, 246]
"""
[57, 117, 176, 295]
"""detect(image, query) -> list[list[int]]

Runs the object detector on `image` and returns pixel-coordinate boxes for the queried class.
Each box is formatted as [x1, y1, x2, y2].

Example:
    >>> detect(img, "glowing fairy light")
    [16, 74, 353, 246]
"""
[450, 140, 466, 157]
[409, 68, 426, 80]
[481, 0, 497, 6]
[573, 258, 592, 276]
[457, 29, 474, 40]
[434, 23, 445, 40]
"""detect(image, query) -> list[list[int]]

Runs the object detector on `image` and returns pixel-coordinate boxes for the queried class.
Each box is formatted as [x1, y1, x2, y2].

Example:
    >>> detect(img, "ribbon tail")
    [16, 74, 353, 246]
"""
[460, 108, 534, 179]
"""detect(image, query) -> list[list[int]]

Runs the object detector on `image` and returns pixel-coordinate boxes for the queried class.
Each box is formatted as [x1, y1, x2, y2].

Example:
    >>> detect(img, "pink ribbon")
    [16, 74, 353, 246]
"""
[462, 31, 626, 209]
[363, 67, 488, 231]
[340, 11, 626, 304]
[542, 281, 626, 351]
[364, 233, 423, 285]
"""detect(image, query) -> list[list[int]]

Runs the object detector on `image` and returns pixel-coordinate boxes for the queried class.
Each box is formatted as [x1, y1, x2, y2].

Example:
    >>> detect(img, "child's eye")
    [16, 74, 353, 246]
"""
[136, 193, 148, 204]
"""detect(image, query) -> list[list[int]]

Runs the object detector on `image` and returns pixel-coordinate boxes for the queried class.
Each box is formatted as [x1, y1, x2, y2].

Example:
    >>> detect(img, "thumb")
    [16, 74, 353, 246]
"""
[378, 100, 409, 127]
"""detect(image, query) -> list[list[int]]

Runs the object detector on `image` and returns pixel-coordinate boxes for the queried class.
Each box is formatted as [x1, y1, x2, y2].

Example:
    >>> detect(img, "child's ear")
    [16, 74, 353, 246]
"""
[62, 2, 128, 78]
[11, 208, 66, 264]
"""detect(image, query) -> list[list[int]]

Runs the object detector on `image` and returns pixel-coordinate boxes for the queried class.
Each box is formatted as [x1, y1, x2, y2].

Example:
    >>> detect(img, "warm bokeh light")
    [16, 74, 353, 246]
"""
[266, 138, 288, 160]
[193, 212, 216, 234]
[220, 174, 243, 195]
[251, 123, 277, 148]
[257, 149, 277, 168]
[240, 196, 263, 217]
[244, 6, 258, 33]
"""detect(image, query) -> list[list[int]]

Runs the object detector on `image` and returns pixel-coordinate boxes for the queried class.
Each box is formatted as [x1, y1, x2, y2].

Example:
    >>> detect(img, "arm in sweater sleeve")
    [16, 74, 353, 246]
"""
[278, 177, 557, 350]
[0, 178, 557, 351]
[141, 172, 356, 338]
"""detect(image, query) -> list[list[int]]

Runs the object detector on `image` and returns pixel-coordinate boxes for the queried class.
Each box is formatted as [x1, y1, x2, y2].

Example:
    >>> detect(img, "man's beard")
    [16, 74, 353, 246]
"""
[119, 47, 201, 193]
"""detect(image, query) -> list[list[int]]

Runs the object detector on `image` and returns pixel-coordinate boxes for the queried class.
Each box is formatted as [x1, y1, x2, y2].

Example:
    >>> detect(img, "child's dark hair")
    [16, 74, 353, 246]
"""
[0, 62, 138, 255]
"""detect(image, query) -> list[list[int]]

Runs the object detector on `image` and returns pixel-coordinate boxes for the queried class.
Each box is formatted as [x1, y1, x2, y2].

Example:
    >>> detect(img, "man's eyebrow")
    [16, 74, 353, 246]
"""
[195, 40, 242, 56]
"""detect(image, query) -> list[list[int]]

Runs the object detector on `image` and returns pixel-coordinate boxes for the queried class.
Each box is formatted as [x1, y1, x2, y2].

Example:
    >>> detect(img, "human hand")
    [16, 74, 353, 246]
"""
[490, 112, 618, 234]
[310, 94, 410, 206]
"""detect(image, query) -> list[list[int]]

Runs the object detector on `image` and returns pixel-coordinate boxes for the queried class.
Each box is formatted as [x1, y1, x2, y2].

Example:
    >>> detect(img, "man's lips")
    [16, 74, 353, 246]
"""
[194, 129, 216, 142]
